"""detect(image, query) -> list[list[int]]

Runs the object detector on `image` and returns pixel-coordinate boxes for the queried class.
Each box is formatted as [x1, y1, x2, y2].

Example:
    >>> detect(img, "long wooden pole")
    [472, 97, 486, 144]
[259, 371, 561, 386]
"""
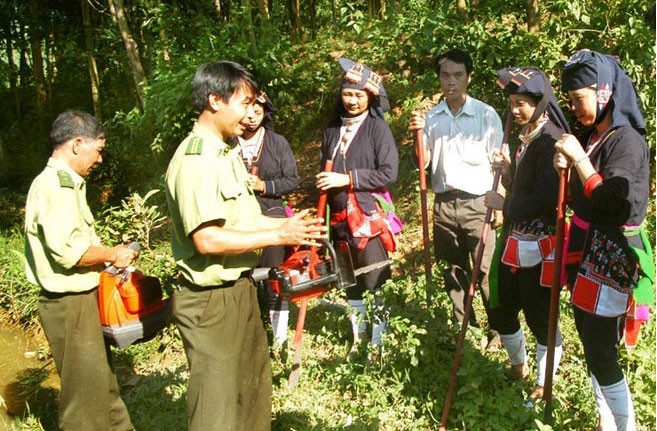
[289, 160, 333, 388]
[415, 129, 433, 299]
[439, 113, 513, 431]
[543, 168, 567, 423]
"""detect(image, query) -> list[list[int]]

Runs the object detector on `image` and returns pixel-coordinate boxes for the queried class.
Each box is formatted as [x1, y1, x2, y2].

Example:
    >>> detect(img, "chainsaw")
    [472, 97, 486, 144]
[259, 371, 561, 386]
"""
[253, 159, 392, 387]
[260, 238, 392, 302]
[98, 243, 172, 349]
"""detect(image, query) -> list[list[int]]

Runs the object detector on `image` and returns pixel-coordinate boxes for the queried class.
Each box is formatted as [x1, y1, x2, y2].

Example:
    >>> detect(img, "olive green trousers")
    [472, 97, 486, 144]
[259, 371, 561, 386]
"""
[173, 277, 272, 431]
[38, 288, 133, 431]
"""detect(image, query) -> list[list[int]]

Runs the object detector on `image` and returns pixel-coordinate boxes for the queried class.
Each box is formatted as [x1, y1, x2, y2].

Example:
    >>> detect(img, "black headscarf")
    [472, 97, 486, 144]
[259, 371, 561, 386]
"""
[562, 49, 646, 135]
[254, 92, 276, 132]
[497, 66, 570, 133]
[337, 57, 390, 119]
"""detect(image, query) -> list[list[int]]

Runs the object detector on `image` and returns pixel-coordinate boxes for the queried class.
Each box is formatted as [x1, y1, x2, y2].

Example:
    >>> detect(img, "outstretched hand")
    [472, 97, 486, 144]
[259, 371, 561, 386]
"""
[278, 209, 328, 246]
[409, 110, 425, 131]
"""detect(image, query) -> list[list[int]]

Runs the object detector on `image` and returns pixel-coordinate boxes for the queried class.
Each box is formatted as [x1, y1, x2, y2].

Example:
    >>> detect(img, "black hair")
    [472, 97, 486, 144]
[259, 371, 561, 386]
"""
[191, 60, 259, 111]
[436, 49, 473, 76]
[50, 110, 105, 150]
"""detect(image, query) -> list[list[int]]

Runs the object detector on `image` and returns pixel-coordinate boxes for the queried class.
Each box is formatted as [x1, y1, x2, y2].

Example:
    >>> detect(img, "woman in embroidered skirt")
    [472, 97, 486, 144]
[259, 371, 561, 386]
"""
[316, 58, 399, 359]
[238, 92, 299, 349]
[554, 49, 652, 431]
[484, 67, 571, 404]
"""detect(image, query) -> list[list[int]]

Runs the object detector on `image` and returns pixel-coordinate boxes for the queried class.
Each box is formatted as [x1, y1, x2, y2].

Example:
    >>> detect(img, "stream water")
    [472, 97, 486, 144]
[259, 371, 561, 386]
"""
[0, 324, 59, 426]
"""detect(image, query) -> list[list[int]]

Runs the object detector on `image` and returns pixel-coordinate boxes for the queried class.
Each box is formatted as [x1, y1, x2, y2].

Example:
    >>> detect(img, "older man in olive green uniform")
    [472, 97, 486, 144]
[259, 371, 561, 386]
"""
[24, 110, 137, 431]
[166, 61, 324, 431]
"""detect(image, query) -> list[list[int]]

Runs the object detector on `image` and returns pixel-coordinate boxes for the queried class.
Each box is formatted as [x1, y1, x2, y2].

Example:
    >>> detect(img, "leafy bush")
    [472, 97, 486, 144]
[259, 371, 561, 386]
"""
[96, 189, 167, 249]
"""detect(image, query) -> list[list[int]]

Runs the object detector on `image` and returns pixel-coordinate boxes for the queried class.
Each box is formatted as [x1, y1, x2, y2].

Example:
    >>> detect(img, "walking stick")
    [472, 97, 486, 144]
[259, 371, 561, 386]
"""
[543, 168, 567, 424]
[289, 159, 333, 388]
[439, 113, 513, 431]
[415, 128, 433, 299]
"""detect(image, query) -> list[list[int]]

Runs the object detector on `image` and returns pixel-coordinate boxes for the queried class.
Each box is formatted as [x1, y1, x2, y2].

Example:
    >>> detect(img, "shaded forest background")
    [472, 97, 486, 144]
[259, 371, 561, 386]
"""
[0, 0, 654, 211]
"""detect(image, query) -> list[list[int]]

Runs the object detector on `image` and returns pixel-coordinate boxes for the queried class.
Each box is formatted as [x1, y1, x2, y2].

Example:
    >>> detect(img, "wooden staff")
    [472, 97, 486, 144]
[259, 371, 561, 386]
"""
[289, 159, 333, 388]
[439, 112, 513, 431]
[415, 128, 433, 298]
[543, 168, 567, 423]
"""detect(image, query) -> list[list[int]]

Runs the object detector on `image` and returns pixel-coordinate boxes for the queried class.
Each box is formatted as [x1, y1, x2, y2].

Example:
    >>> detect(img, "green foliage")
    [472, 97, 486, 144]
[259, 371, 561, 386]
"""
[96, 189, 167, 249]
[0, 227, 38, 328]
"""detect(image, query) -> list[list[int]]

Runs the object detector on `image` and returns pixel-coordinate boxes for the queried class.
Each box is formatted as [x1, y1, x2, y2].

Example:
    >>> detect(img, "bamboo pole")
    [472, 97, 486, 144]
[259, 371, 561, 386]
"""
[415, 129, 433, 299]
[543, 168, 567, 423]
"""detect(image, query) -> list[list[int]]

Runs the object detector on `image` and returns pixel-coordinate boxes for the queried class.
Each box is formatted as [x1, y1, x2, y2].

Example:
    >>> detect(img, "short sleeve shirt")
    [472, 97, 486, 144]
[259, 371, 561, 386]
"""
[165, 123, 261, 286]
[24, 158, 101, 293]
[423, 95, 504, 195]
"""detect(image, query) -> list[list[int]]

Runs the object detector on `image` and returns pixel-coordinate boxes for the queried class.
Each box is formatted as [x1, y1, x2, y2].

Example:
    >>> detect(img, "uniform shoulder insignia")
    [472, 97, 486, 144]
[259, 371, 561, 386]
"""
[185, 137, 203, 155]
[57, 170, 74, 189]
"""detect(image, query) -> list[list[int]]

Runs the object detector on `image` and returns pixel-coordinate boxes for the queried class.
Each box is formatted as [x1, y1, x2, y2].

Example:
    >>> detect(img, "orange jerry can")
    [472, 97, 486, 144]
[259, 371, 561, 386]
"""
[98, 269, 172, 349]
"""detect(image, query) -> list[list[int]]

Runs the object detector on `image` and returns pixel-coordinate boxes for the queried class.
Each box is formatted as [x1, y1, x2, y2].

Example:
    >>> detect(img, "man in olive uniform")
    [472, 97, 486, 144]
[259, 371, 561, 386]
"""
[24, 110, 138, 431]
[165, 61, 325, 431]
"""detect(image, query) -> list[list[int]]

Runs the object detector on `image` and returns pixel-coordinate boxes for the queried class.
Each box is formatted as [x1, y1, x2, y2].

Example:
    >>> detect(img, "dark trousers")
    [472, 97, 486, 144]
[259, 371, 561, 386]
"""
[433, 192, 495, 325]
[38, 288, 133, 431]
[345, 236, 391, 307]
[574, 306, 625, 386]
[488, 263, 562, 346]
[173, 277, 272, 431]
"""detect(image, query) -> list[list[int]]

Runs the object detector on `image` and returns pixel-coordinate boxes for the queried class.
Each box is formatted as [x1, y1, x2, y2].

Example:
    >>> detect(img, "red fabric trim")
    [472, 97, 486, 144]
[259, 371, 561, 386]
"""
[584, 173, 603, 198]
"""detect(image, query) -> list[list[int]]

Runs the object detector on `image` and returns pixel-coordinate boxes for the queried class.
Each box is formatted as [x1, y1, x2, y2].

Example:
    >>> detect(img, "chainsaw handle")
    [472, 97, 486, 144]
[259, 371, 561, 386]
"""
[104, 242, 140, 276]
[317, 160, 333, 220]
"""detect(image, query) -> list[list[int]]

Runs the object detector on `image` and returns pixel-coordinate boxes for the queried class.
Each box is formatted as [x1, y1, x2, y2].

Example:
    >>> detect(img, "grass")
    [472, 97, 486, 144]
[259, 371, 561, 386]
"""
[0, 180, 655, 431]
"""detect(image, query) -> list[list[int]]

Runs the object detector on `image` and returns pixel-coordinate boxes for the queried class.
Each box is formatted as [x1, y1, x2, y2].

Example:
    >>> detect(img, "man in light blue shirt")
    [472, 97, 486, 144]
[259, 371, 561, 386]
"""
[411, 49, 503, 348]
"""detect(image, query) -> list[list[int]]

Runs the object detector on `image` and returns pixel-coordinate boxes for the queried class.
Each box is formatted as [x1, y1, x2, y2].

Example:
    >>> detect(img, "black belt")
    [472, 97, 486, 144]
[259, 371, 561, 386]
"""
[436, 189, 481, 199]
[176, 270, 252, 291]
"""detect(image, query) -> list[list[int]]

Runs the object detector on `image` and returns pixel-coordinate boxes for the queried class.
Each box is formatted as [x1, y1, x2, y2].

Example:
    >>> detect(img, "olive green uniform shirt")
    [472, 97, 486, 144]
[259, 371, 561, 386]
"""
[166, 123, 261, 287]
[24, 157, 101, 293]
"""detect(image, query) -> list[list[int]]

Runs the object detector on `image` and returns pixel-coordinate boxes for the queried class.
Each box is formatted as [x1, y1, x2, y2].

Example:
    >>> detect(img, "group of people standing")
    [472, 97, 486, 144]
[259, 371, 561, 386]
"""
[22, 45, 651, 431]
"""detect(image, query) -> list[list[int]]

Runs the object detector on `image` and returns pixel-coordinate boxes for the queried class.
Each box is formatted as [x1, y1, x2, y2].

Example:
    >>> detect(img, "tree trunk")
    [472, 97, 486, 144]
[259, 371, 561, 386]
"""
[241, 0, 258, 55]
[286, 0, 303, 41]
[28, 0, 47, 117]
[526, 0, 540, 33]
[379, 0, 386, 18]
[309, 0, 316, 38]
[457, 0, 468, 21]
[3, 19, 20, 117]
[108, 0, 147, 107]
[331, 0, 336, 30]
[254, 0, 269, 21]
[19, 23, 30, 90]
[45, 20, 56, 112]
[81, 0, 102, 120]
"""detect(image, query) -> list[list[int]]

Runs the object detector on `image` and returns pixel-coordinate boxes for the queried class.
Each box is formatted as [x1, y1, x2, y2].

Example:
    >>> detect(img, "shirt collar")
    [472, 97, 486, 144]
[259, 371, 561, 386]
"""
[192, 122, 232, 153]
[46, 157, 85, 187]
[436, 95, 475, 117]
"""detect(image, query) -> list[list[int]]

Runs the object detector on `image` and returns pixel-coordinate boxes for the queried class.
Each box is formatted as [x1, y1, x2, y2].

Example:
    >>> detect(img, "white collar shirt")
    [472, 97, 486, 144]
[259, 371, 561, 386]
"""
[422, 95, 503, 195]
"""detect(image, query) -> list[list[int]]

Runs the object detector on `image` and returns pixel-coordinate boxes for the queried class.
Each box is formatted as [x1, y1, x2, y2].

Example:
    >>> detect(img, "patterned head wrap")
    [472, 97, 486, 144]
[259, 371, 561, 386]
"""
[338, 57, 390, 119]
[497, 66, 570, 133]
[562, 49, 645, 135]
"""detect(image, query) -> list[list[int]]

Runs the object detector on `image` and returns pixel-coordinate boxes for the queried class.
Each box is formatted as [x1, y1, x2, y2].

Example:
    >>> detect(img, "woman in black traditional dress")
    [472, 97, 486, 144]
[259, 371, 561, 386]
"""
[554, 49, 652, 431]
[484, 66, 570, 404]
[238, 92, 299, 348]
[316, 58, 399, 357]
